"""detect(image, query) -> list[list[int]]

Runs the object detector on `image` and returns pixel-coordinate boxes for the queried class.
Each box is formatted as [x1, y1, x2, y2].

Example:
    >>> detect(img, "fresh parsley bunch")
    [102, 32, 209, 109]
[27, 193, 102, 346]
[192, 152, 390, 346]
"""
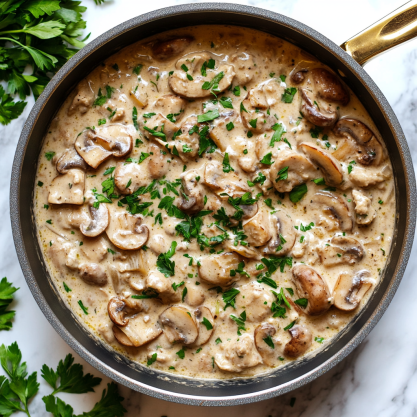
[0, 0, 98, 125]
[0, 343, 126, 417]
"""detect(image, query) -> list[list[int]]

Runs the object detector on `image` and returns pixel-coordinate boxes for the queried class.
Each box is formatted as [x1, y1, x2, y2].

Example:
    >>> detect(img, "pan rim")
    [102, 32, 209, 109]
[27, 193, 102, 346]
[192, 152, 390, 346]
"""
[9, 2, 416, 406]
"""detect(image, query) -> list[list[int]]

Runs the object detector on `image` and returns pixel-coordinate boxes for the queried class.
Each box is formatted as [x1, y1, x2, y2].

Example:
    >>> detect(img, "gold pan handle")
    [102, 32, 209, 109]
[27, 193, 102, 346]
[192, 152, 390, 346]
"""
[341, 0, 417, 65]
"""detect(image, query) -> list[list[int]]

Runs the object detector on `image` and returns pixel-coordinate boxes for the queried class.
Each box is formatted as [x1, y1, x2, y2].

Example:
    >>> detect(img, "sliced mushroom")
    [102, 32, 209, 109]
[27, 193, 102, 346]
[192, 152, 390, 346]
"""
[48, 169, 85, 205]
[349, 164, 391, 188]
[299, 142, 343, 187]
[166, 115, 200, 161]
[114, 315, 162, 347]
[237, 282, 274, 322]
[159, 305, 198, 345]
[56, 148, 88, 174]
[169, 51, 235, 98]
[203, 161, 250, 197]
[243, 210, 271, 247]
[75, 129, 113, 169]
[214, 334, 262, 372]
[230, 52, 255, 85]
[209, 109, 236, 151]
[333, 118, 384, 165]
[310, 68, 350, 105]
[108, 295, 144, 327]
[284, 324, 312, 358]
[106, 208, 149, 250]
[68, 79, 94, 116]
[300, 88, 338, 127]
[145, 270, 179, 304]
[130, 81, 149, 108]
[114, 161, 149, 194]
[254, 323, 277, 366]
[291, 264, 331, 316]
[80, 203, 109, 237]
[178, 169, 204, 214]
[318, 236, 364, 266]
[152, 36, 194, 60]
[291, 69, 308, 84]
[148, 143, 169, 179]
[312, 191, 353, 232]
[78, 263, 108, 286]
[270, 148, 317, 193]
[192, 306, 214, 346]
[141, 113, 178, 145]
[153, 94, 186, 121]
[352, 189, 376, 225]
[198, 252, 242, 286]
[75, 125, 133, 169]
[263, 212, 296, 256]
[333, 270, 373, 311]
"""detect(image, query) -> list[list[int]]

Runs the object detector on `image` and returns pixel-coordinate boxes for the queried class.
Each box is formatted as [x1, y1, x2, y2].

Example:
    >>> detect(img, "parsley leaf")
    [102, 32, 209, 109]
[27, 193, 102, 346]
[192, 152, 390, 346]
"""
[156, 241, 177, 277]
[197, 109, 219, 123]
[289, 183, 308, 203]
[0, 277, 19, 331]
[263, 335, 275, 349]
[41, 354, 101, 395]
[222, 153, 234, 173]
[281, 87, 297, 103]
[222, 288, 240, 310]
[230, 311, 246, 335]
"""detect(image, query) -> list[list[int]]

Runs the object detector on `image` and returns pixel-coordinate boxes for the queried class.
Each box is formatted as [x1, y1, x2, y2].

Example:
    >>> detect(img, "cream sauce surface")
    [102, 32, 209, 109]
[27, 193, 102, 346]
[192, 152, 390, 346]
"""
[34, 25, 395, 379]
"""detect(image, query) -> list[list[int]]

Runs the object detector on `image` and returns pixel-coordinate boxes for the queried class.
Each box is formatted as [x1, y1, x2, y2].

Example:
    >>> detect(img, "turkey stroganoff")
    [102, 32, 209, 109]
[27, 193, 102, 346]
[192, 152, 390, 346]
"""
[35, 26, 395, 378]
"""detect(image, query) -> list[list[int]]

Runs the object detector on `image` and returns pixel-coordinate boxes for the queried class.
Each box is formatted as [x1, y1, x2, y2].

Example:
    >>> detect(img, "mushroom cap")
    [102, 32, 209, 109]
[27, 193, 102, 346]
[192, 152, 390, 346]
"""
[106, 208, 149, 250]
[203, 161, 250, 197]
[80, 203, 109, 237]
[75, 130, 113, 169]
[114, 315, 162, 347]
[48, 169, 85, 205]
[312, 191, 353, 232]
[178, 169, 204, 214]
[192, 306, 214, 346]
[284, 324, 313, 358]
[299, 142, 343, 187]
[300, 88, 338, 127]
[243, 209, 271, 247]
[198, 252, 242, 286]
[56, 148, 88, 174]
[152, 36, 194, 60]
[108, 296, 128, 326]
[93, 124, 133, 158]
[333, 270, 373, 311]
[333, 118, 384, 165]
[270, 148, 317, 193]
[318, 236, 365, 267]
[254, 323, 277, 366]
[262, 212, 296, 256]
[169, 52, 235, 98]
[214, 334, 262, 372]
[159, 305, 199, 345]
[78, 262, 108, 286]
[291, 264, 332, 316]
[114, 161, 149, 195]
[310, 68, 350, 105]
[153, 94, 186, 121]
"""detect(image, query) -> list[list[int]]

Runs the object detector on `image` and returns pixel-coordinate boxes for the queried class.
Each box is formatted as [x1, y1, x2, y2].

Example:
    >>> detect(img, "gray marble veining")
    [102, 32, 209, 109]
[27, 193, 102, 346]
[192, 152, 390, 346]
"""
[2, 0, 417, 415]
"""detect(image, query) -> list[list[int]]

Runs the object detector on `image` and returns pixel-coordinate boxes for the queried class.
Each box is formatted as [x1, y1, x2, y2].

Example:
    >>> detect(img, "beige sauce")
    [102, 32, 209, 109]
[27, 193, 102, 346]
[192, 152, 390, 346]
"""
[34, 25, 395, 379]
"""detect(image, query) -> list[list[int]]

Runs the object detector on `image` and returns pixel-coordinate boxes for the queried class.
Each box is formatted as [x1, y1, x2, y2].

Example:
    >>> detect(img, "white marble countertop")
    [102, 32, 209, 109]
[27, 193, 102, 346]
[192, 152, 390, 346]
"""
[2, 0, 417, 415]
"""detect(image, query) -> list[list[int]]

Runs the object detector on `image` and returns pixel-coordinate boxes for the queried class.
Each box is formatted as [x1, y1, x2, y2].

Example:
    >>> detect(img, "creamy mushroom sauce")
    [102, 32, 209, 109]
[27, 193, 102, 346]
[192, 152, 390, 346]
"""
[34, 25, 395, 379]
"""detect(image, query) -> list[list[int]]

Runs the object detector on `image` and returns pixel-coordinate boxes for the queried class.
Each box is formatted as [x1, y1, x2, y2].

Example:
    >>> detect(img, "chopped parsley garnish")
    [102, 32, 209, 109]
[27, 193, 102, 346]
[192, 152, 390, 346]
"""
[276, 166, 289, 182]
[226, 121, 234, 131]
[147, 353, 157, 366]
[284, 320, 296, 331]
[294, 298, 308, 308]
[215, 337, 222, 344]
[263, 335, 275, 349]
[202, 71, 224, 92]
[222, 153, 234, 173]
[222, 288, 240, 310]
[270, 123, 285, 146]
[156, 241, 177, 277]
[230, 311, 246, 335]
[309, 126, 322, 138]
[257, 276, 277, 289]
[182, 287, 188, 302]
[197, 109, 219, 123]
[289, 183, 307, 203]
[249, 118, 257, 129]
[132, 106, 139, 130]
[63, 282, 71, 293]
[78, 300, 88, 315]
[45, 151, 55, 161]
[201, 58, 215, 76]
[233, 86, 241, 96]
[281, 87, 297, 103]
[313, 177, 326, 185]
[219, 96, 233, 109]
[133, 64, 143, 75]
[260, 152, 274, 165]
[315, 336, 324, 343]
[240, 101, 248, 113]
[172, 281, 185, 291]
[143, 126, 167, 141]
[202, 317, 213, 330]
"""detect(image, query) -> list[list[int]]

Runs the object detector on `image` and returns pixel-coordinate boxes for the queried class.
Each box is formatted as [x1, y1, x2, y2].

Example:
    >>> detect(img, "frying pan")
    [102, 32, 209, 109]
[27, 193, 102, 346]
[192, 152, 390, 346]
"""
[10, 1, 417, 406]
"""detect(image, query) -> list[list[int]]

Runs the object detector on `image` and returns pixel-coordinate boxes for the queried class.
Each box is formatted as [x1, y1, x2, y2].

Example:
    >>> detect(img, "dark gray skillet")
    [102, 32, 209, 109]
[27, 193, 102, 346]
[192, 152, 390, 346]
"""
[10, 1, 417, 406]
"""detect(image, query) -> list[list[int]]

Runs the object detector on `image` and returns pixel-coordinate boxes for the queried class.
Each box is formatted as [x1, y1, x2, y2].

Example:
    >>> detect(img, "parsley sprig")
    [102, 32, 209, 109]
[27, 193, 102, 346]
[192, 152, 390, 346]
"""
[0, 0, 105, 125]
[0, 277, 19, 331]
